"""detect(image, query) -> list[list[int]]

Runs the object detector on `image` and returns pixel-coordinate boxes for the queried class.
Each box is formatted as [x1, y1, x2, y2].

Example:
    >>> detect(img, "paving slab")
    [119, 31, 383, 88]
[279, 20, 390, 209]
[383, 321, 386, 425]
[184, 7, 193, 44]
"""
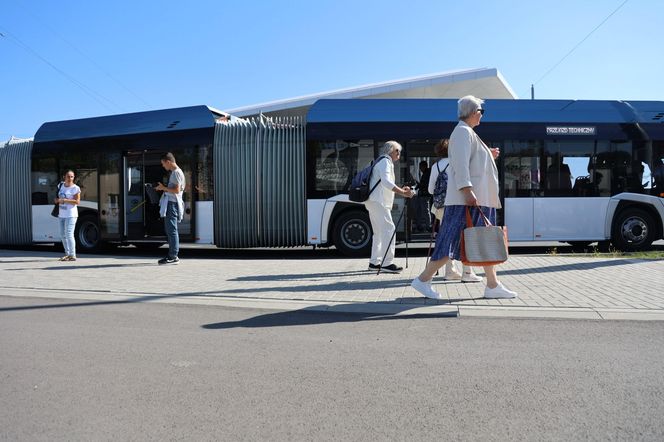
[0, 249, 662, 321]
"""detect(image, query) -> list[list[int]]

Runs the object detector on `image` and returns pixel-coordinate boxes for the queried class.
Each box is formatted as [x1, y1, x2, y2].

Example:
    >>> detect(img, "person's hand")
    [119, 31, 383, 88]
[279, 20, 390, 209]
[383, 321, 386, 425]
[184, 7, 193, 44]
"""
[490, 147, 500, 159]
[403, 186, 416, 198]
[462, 188, 477, 206]
[155, 182, 166, 192]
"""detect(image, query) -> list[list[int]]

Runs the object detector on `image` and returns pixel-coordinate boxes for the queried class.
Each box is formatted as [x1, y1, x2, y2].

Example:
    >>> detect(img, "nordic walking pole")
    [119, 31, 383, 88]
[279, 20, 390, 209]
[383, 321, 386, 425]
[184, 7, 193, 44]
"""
[404, 202, 409, 269]
[376, 203, 407, 276]
[426, 226, 435, 265]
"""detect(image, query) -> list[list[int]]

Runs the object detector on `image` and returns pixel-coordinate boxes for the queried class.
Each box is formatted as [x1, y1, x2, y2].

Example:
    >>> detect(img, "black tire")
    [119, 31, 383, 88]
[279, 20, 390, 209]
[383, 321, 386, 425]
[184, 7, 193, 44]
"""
[332, 210, 373, 257]
[611, 208, 656, 251]
[75, 215, 102, 253]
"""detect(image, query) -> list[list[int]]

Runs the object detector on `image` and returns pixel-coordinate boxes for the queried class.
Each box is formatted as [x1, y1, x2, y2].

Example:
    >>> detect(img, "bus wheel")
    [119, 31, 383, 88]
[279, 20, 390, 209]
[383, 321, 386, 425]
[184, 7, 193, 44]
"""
[75, 216, 102, 252]
[611, 208, 655, 251]
[333, 210, 372, 257]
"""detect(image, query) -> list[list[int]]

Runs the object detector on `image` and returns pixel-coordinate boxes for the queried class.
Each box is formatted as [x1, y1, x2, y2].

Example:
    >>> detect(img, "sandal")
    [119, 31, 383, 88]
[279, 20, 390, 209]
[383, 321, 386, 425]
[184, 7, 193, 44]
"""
[66, 256, 77, 261]
[59, 256, 69, 261]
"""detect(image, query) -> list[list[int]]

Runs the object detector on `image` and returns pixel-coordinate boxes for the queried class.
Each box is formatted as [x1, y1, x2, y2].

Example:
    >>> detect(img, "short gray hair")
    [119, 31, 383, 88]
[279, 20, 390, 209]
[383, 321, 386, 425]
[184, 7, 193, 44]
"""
[380, 140, 402, 156]
[457, 95, 485, 120]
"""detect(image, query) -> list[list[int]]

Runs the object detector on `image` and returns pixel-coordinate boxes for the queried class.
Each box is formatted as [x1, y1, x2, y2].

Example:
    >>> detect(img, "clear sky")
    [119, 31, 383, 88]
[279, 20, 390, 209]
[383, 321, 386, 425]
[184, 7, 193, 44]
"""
[1, 0, 662, 139]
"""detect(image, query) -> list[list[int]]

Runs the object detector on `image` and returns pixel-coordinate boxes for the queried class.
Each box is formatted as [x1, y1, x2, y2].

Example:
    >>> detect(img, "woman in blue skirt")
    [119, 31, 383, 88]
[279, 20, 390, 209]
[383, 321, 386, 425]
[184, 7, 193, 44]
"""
[411, 96, 518, 300]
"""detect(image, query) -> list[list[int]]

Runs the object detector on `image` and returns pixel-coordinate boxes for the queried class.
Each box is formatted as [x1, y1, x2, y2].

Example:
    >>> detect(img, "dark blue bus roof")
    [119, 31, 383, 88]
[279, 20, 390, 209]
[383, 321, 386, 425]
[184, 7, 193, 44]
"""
[307, 99, 664, 124]
[34, 105, 224, 143]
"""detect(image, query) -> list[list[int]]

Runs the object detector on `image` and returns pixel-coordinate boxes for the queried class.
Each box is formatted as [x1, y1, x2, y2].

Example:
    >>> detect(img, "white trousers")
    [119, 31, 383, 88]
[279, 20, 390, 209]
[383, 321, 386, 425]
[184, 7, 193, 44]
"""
[365, 201, 395, 266]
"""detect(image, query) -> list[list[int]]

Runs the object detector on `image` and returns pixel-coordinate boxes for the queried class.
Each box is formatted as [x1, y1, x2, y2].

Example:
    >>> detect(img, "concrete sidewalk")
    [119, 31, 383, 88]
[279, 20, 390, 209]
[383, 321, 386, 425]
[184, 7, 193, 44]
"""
[0, 248, 663, 321]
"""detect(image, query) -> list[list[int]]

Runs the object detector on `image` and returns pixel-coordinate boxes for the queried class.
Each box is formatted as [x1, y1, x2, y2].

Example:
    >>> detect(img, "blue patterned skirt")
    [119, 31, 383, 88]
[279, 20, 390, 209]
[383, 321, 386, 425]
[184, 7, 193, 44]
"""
[430, 205, 497, 261]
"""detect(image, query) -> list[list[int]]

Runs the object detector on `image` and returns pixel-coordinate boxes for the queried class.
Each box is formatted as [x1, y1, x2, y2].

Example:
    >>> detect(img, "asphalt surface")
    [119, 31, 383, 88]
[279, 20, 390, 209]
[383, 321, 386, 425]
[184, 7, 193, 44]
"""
[1, 295, 663, 441]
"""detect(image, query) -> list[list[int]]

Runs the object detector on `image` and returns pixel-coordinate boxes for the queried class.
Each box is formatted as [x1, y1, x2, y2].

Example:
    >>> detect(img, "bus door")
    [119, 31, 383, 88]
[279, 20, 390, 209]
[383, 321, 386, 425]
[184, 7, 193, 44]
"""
[124, 152, 160, 239]
[123, 152, 192, 241]
[404, 139, 438, 237]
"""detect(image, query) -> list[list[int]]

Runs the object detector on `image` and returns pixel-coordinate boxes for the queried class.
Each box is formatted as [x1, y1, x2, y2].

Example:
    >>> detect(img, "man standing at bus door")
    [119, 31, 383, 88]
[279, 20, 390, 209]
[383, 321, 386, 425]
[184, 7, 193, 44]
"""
[366, 141, 416, 273]
[156, 152, 185, 265]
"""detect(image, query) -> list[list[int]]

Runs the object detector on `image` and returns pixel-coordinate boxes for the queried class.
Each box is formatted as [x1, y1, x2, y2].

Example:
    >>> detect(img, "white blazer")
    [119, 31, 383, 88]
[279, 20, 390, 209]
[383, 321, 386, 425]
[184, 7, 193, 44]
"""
[445, 121, 501, 208]
[368, 155, 397, 209]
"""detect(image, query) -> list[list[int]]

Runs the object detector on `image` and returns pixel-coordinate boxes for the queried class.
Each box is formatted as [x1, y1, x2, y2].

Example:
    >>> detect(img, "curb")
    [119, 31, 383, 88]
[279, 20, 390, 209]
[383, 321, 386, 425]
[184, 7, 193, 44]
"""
[1, 287, 663, 321]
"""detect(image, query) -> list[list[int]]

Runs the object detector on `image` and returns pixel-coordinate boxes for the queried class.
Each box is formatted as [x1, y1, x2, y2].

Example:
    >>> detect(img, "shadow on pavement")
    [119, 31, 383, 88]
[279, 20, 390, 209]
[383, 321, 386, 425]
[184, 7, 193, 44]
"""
[201, 305, 457, 330]
[0, 294, 457, 327]
[0, 259, 62, 264]
[230, 270, 380, 281]
[227, 258, 643, 283]
[496, 258, 642, 276]
[3, 263, 158, 271]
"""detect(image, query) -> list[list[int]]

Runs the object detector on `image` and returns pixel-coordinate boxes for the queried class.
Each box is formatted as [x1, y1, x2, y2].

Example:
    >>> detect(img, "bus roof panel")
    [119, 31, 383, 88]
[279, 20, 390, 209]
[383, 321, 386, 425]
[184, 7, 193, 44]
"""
[34, 105, 220, 143]
[307, 99, 664, 125]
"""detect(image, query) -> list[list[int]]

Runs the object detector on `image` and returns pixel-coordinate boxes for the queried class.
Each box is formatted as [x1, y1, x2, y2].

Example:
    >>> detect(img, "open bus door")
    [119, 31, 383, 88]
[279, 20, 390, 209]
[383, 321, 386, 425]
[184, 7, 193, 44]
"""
[123, 151, 193, 246]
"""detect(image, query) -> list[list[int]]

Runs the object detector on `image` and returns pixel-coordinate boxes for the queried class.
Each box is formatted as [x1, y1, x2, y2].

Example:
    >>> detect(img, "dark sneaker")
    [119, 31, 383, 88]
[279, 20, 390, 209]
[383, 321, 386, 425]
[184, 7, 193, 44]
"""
[380, 264, 403, 273]
[368, 263, 380, 271]
[158, 256, 180, 265]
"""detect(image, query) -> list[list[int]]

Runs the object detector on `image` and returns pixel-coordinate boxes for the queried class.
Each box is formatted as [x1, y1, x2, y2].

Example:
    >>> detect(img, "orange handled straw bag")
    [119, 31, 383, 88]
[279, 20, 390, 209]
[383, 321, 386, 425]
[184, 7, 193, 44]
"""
[460, 205, 509, 266]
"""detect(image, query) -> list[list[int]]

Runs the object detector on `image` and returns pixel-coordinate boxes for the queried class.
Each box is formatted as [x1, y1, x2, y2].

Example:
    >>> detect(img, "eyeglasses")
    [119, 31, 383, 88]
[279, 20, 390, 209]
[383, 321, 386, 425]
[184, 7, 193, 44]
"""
[477, 108, 485, 115]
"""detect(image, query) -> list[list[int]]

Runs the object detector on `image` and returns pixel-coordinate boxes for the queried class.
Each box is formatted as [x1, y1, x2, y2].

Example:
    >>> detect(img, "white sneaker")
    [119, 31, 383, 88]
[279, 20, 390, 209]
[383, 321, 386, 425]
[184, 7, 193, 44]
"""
[444, 269, 462, 281]
[484, 283, 518, 299]
[411, 278, 442, 300]
[461, 272, 483, 283]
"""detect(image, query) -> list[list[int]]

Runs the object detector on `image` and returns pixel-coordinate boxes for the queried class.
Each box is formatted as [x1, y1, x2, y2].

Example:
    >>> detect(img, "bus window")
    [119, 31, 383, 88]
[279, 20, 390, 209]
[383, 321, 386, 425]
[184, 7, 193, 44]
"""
[545, 140, 595, 197]
[404, 139, 437, 188]
[652, 141, 664, 195]
[314, 139, 374, 193]
[76, 168, 98, 205]
[31, 157, 58, 205]
[631, 141, 653, 193]
[503, 140, 542, 197]
[587, 141, 649, 196]
[195, 145, 213, 201]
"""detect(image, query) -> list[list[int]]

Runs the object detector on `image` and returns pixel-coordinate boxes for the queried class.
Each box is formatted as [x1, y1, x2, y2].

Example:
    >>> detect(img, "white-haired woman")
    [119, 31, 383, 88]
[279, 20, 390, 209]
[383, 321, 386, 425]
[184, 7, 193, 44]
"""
[365, 141, 416, 273]
[411, 96, 517, 299]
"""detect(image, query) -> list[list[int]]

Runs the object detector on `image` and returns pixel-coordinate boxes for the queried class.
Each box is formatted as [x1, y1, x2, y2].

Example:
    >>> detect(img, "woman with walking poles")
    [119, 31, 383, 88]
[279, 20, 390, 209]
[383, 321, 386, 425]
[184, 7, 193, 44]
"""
[366, 141, 416, 274]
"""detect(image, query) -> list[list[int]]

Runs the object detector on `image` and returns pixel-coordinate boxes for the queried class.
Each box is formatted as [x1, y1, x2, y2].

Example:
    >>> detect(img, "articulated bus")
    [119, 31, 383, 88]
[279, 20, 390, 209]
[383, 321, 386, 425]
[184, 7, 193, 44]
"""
[306, 99, 664, 255]
[0, 99, 663, 256]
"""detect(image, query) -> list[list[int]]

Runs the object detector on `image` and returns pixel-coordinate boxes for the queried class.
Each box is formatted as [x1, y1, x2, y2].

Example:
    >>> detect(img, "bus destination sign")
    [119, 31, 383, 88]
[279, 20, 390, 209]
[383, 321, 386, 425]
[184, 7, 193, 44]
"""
[546, 126, 596, 135]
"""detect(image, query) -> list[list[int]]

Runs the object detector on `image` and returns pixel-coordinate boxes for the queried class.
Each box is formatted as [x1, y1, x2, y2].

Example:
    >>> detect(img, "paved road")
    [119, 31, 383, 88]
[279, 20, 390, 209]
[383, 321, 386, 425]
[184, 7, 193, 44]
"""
[1, 295, 663, 441]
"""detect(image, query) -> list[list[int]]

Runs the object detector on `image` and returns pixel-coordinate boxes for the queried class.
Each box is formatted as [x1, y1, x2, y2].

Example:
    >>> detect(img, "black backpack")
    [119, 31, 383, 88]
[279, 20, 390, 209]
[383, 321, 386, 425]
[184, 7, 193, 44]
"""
[348, 156, 388, 202]
[432, 162, 449, 209]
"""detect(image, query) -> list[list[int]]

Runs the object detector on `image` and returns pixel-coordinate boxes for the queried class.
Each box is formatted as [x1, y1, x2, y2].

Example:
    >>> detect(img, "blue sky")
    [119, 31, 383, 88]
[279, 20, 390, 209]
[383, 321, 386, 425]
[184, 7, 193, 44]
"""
[1, 0, 662, 138]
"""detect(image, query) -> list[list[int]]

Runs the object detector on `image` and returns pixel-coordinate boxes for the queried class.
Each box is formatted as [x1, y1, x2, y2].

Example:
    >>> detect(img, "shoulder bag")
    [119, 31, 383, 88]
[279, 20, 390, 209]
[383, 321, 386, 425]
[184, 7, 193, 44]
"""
[460, 206, 509, 266]
[51, 182, 63, 218]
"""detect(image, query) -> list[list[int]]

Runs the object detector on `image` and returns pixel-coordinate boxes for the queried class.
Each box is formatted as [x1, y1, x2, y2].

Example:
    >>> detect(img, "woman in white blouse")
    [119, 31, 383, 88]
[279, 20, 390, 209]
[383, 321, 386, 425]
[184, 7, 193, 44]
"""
[55, 170, 81, 261]
[411, 96, 517, 299]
